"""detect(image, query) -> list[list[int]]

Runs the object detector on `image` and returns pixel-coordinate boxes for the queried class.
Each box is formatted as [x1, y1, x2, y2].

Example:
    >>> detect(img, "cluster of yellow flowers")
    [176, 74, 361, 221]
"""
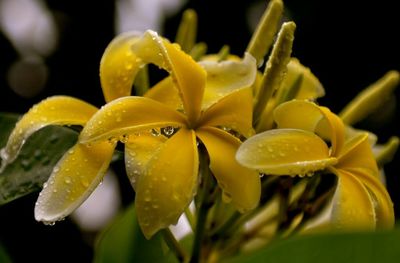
[0, 0, 398, 259]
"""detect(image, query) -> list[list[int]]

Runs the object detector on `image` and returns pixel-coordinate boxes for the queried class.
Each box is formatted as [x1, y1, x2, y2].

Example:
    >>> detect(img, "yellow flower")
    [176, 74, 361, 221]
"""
[79, 30, 261, 238]
[237, 100, 394, 231]
[0, 30, 261, 238]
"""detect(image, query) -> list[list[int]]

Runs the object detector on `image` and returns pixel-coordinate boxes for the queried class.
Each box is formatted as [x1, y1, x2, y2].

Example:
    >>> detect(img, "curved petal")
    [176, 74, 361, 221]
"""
[196, 127, 260, 212]
[198, 88, 254, 138]
[199, 53, 257, 109]
[236, 129, 337, 176]
[144, 77, 182, 110]
[100, 31, 144, 102]
[0, 96, 97, 168]
[124, 131, 167, 189]
[337, 133, 379, 178]
[281, 58, 325, 100]
[329, 168, 376, 230]
[135, 128, 198, 239]
[34, 141, 115, 223]
[80, 96, 187, 143]
[273, 100, 345, 156]
[346, 169, 394, 229]
[132, 30, 206, 125]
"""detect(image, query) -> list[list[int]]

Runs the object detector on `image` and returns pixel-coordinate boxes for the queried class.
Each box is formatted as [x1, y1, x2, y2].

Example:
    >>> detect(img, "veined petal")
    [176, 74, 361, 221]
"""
[1, 96, 97, 167]
[330, 168, 376, 230]
[236, 129, 337, 176]
[124, 131, 167, 189]
[196, 127, 260, 212]
[273, 100, 345, 156]
[337, 133, 379, 178]
[100, 31, 144, 102]
[80, 96, 187, 143]
[281, 58, 325, 100]
[199, 53, 257, 109]
[144, 77, 182, 110]
[34, 141, 115, 223]
[198, 88, 254, 138]
[132, 31, 206, 125]
[135, 128, 198, 239]
[346, 169, 394, 229]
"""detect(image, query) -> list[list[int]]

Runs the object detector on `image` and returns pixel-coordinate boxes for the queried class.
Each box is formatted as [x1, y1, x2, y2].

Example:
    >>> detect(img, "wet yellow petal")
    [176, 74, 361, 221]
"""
[34, 141, 115, 223]
[100, 31, 144, 102]
[124, 131, 167, 189]
[280, 58, 325, 100]
[236, 129, 337, 176]
[330, 168, 376, 230]
[196, 127, 260, 212]
[135, 128, 198, 239]
[198, 88, 254, 138]
[274, 100, 345, 156]
[132, 31, 206, 125]
[144, 77, 182, 110]
[199, 53, 257, 109]
[80, 96, 187, 143]
[0, 96, 97, 168]
[347, 169, 394, 229]
[337, 133, 379, 178]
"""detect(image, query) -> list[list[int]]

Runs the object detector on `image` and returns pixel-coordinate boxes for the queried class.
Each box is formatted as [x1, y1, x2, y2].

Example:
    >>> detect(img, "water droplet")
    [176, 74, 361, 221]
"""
[151, 128, 160, 137]
[267, 146, 273, 153]
[64, 177, 71, 184]
[68, 149, 75, 154]
[125, 63, 133, 70]
[144, 196, 151, 202]
[222, 191, 232, 202]
[120, 134, 129, 143]
[43, 182, 48, 188]
[161, 126, 175, 137]
[152, 204, 159, 209]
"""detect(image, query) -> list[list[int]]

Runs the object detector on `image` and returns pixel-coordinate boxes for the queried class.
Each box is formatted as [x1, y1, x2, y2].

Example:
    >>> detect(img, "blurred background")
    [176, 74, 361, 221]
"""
[0, 0, 398, 262]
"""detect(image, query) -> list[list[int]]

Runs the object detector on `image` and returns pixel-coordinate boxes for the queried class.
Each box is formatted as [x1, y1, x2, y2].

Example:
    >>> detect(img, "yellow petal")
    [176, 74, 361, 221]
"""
[236, 129, 337, 176]
[135, 128, 198, 239]
[80, 96, 187, 143]
[274, 100, 345, 156]
[199, 53, 257, 109]
[144, 77, 182, 110]
[34, 141, 115, 223]
[0, 96, 97, 168]
[198, 88, 254, 138]
[346, 169, 394, 229]
[280, 58, 325, 100]
[337, 133, 379, 178]
[196, 127, 260, 212]
[132, 31, 206, 125]
[330, 168, 376, 230]
[124, 131, 167, 189]
[100, 31, 144, 102]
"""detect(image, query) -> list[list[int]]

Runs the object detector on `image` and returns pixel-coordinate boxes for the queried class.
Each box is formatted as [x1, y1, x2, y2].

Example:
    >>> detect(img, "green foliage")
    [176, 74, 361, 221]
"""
[0, 113, 78, 205]
[0, 244, 11, 263]
[94, 204, 179, 263]
[224, 229, 400, 263]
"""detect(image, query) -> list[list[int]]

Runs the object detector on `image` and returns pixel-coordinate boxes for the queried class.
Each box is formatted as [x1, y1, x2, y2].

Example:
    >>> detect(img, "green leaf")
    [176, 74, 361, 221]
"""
[94, 204, 179, 263]
[0, 112, 78, 205]
[0, 244, 11, 263]
[224, 229, 400, 263]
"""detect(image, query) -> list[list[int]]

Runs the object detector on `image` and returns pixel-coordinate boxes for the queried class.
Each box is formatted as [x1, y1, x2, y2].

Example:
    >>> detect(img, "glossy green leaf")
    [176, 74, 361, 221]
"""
[224, 229, 400, 263]
[0, 113, 78, 205]
[94, 204, 179, 263]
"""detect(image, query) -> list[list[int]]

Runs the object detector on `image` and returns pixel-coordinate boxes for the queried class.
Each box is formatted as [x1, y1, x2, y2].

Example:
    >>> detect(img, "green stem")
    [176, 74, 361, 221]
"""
[185, 207, 196, 231]
[190, 148, 214, 263]
[162, 228, 188, 263]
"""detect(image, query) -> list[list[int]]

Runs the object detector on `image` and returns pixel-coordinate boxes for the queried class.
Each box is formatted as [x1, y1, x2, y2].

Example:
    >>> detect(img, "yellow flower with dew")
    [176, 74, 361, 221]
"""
[79, 30, 261, 238]
[1, 30, 261, 238]
[236, 99, 394, 230]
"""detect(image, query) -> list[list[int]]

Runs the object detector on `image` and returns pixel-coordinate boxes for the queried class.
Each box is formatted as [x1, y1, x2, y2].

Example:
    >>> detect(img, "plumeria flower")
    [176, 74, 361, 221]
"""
[236, 100, 394, 230]
[1, 30, 261, 238]
[78, 30, 261, 238]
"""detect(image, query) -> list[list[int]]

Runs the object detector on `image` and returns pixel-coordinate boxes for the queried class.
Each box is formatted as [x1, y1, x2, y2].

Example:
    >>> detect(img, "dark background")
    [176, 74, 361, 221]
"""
[0, 0, 398, 262]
